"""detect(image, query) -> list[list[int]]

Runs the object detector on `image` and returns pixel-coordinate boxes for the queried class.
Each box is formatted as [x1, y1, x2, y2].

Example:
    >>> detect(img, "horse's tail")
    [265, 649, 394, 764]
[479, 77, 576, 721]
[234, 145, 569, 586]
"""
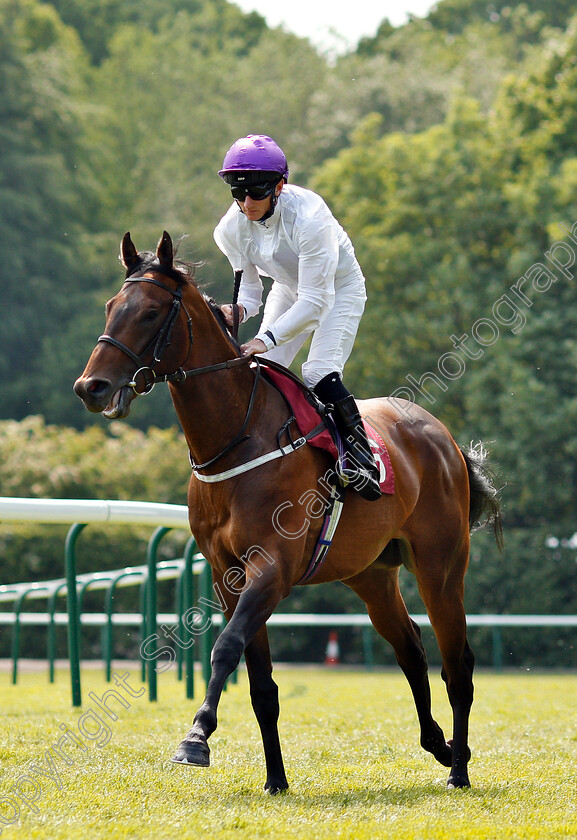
[460, 442, 503, 550]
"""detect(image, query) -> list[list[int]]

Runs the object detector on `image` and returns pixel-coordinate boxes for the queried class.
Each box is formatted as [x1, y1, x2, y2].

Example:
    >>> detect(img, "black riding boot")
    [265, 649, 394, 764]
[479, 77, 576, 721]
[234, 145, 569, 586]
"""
[313, 373, 382, 501]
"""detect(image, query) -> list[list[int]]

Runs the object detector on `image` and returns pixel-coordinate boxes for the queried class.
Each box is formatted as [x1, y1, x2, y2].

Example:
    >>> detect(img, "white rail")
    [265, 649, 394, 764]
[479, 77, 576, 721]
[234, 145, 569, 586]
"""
[1, 612, 577, 628]
[1, 498, 577, 630]
[0, 497, 189, 528]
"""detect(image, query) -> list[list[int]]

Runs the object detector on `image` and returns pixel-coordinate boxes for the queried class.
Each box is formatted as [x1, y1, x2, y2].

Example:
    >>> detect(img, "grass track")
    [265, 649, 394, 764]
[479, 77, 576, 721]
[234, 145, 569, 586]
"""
[0, 667, 576, 839]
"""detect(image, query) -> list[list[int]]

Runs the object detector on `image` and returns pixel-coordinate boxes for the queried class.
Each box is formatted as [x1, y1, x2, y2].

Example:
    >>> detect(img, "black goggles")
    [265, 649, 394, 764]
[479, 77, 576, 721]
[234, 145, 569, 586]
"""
[231, 181, 279, 201]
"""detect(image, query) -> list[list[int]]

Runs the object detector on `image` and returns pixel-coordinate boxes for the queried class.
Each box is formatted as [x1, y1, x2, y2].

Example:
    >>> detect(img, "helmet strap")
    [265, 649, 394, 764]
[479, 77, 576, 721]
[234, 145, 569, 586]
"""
[262, 179, 285, 220]
[259, 197, 277, 223]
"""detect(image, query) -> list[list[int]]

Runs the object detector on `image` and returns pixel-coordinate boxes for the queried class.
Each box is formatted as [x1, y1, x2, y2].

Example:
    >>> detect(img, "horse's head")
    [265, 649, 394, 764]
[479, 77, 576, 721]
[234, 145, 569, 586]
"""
[74, 231, 195, 419]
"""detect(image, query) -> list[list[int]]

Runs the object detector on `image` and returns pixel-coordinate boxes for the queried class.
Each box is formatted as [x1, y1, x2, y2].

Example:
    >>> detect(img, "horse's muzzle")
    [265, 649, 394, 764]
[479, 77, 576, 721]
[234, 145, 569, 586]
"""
[73, 375, 134, 418]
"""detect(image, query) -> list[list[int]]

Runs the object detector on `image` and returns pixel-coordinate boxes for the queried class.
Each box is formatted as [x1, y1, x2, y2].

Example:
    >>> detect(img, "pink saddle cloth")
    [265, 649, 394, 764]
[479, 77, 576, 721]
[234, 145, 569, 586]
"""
[264, 367, 395, 494]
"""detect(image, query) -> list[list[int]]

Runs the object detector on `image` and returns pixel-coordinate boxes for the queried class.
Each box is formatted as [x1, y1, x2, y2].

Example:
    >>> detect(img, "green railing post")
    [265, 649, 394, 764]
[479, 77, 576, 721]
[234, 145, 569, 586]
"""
[146, 526, 171, 702]
[11, 590, 26, 685]
[176, 571, 184, 681]
[199, 561, 214, 688]
[11, 586, 50, 684]
[362, 626, 374, 671]
[65, 523, 87, 707]
[104, 571, 141, 682]
[139, 579, 147, 683]
[47, 582, 67, 683]
[183, 537, 196, 699]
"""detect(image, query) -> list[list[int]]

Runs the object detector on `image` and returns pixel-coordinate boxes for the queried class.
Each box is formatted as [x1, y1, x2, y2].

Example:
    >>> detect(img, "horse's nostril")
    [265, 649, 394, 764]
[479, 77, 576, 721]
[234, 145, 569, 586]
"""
[74, 377, 111, 401]
[84, 378, 110, 396]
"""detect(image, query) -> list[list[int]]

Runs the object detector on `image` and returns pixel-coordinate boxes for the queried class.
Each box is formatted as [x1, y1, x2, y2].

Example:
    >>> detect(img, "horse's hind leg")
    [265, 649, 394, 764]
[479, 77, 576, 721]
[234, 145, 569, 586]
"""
[345, 552, 452, 771]
[417, 561, 474, 789]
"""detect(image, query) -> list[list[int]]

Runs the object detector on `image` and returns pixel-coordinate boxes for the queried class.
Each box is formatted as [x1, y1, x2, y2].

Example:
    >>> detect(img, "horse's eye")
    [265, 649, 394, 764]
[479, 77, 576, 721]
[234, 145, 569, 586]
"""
[144, 309, 159, 323]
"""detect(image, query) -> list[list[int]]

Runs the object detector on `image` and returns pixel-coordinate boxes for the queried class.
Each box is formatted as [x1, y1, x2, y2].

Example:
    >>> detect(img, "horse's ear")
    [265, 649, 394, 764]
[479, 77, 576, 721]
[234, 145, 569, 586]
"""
[156, 231, 173, 268]
[120, 232, 140, 272]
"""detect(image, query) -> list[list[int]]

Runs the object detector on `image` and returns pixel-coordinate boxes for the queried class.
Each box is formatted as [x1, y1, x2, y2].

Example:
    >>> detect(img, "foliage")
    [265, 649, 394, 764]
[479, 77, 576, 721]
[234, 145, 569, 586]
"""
[0, 415, 189, 502]
[4, 0, 577, 667]
[0, 416, 191, 588]
[0, 0, 93, 419]
[49, 0, 268, 64]
[426, 0, 576, 33]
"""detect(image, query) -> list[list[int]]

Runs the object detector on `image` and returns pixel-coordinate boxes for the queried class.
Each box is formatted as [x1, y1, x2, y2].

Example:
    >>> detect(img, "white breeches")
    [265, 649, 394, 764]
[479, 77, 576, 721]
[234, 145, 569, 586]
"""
[258, 270, 367, 388]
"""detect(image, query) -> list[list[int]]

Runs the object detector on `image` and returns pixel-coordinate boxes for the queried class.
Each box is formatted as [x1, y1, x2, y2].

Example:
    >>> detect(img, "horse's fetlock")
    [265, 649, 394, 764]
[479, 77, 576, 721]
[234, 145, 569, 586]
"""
[193, 705, 217, 737]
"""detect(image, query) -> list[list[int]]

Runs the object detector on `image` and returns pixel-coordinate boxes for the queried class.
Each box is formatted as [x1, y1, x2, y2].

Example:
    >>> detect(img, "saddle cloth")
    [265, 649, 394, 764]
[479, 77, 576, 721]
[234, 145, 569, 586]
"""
[262, 365, 395, 494]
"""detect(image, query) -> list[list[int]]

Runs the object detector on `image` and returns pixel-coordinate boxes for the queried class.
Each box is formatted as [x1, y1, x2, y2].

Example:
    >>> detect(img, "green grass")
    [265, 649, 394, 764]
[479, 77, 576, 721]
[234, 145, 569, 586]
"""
[0, 667, 576, 839]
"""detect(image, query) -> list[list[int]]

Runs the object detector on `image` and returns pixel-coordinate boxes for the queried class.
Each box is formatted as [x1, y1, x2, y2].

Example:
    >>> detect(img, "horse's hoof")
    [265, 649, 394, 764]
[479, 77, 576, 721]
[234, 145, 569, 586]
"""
[434, 742, 453, 768]
[171, 739, 210, 767]
[422, 734, 452, 767]
[265, 782, 289, 796]
[447, 775, 470, 789]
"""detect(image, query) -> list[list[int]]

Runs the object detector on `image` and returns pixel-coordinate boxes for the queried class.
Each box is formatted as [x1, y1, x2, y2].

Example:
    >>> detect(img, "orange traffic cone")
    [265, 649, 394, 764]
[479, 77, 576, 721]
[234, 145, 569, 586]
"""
[325, 630, 340, 665]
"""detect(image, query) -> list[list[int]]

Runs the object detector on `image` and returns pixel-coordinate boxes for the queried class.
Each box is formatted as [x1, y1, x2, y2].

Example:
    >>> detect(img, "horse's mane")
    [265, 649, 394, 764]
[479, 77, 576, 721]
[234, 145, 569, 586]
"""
[126, 246, 241, 354]
[203, 294, 242, 354]
[129, 250, 198, 285]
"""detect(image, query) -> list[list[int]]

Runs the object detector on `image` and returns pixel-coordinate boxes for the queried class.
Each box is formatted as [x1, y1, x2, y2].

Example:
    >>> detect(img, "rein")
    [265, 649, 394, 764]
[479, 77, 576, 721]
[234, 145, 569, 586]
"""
[98, 273, 252, 392]
[230, 269, 243, 342]
[98, 275, 194, 395]
[97, 270, 257, 472]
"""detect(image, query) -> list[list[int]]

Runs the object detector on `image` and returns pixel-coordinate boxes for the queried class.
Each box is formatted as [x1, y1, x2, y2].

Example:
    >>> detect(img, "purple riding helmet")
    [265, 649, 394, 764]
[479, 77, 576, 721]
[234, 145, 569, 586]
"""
[218, 135, 289, 186]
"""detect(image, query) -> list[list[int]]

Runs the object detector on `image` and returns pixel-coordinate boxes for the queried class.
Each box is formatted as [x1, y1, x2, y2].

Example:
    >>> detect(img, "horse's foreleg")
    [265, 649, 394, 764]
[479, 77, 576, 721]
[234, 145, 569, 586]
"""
[172, 566, 285, 775]
[244, 626, 288, 794]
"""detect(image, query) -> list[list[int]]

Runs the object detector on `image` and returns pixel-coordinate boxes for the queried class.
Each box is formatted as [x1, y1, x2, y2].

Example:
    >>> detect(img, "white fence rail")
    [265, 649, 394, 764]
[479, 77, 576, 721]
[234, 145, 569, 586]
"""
[2, 496, 576, 627]
[0, 497, 189, 527]
[1, 497, 577, 700]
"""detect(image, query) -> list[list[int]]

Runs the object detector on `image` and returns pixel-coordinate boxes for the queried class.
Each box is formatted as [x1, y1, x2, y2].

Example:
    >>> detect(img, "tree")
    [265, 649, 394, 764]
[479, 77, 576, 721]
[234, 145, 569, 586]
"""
[427, 0, 575, 34]
[0, 0, 96, 420]
[48, 0, 268, 64]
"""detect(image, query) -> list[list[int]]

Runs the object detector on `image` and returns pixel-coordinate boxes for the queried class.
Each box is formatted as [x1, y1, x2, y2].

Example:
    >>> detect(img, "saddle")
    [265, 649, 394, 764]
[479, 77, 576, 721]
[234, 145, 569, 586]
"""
[259, 358, 394, 495]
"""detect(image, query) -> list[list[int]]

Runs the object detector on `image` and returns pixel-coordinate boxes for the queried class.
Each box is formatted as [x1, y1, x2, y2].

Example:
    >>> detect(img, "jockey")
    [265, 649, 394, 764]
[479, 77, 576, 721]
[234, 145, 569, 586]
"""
[215, 134, 381, 501]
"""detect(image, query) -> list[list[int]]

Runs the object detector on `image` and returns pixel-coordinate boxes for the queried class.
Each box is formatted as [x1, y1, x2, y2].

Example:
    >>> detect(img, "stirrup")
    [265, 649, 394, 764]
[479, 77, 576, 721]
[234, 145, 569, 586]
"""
[335, 454, 382, 500]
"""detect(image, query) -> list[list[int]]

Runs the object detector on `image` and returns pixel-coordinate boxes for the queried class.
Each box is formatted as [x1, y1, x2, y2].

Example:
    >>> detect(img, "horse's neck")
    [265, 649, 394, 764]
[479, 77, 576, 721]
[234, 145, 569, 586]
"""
[168, 292, 266, 467]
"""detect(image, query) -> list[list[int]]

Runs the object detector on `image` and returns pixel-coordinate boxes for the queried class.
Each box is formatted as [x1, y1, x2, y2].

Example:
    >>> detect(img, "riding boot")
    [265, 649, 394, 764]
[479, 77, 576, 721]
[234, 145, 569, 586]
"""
[313, 373, 382, 501]
[332, 396, 382, 500]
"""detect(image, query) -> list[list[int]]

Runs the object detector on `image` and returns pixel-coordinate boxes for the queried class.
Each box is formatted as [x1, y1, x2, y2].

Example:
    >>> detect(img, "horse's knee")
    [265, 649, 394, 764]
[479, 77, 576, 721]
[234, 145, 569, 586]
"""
[210, 631, 244, 675]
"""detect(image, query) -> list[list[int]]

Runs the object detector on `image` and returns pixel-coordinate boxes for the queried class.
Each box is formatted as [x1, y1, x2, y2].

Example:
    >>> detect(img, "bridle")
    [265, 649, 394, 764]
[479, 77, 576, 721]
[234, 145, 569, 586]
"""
[98, 272, 195, 395]
[97, 267, 257, 472]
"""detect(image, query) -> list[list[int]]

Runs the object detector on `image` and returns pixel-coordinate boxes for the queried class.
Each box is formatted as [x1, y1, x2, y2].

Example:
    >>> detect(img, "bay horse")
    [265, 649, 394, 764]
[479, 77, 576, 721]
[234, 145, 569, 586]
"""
[74, 231, 502, 793]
